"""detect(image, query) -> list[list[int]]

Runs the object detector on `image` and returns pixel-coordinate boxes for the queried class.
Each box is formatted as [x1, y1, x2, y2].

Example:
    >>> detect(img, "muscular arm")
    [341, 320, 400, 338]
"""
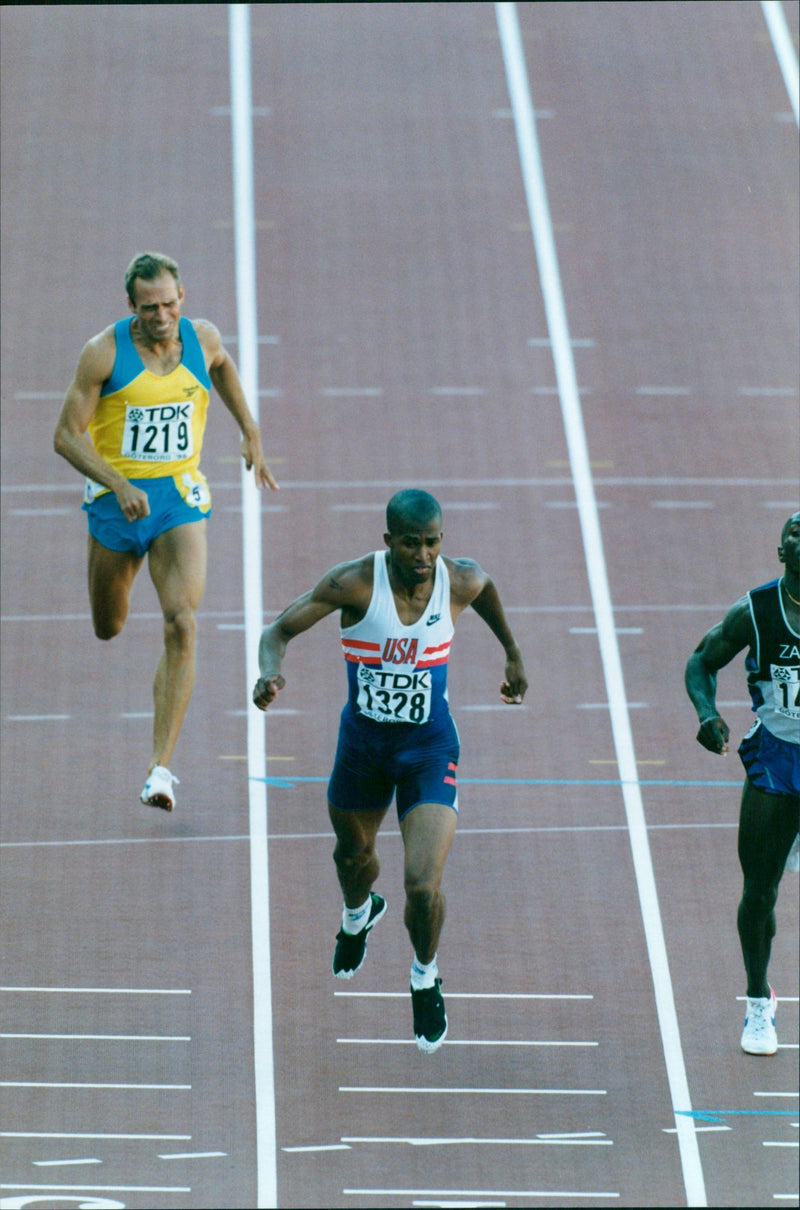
[685, 595, 754, 753]
[199, 320, 279, 492]
[449, 558, 528, 704]
[252, 559, 372, 710]
[53, 332, 151, 521]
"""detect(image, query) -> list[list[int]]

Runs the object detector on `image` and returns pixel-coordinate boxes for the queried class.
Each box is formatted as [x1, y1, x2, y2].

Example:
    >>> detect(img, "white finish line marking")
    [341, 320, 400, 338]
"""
[495, 3, 705, 1203]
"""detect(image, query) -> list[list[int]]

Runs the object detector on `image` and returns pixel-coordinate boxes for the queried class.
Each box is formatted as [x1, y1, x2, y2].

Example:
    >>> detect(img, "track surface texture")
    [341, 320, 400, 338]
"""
[1, 4, 798, 1209]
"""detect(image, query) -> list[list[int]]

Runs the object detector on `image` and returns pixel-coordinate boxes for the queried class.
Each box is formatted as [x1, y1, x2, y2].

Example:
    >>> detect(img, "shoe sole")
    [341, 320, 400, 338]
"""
[141, 794, 174, 812]
[741, 1040, 777, 1055]
[415, 1020, 448, 1053]
[332, 898, 387, 978]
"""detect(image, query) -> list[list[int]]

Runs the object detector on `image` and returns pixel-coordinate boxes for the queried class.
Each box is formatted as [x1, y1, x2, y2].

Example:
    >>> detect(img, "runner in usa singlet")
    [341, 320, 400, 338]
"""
[340, 550, 454, 726]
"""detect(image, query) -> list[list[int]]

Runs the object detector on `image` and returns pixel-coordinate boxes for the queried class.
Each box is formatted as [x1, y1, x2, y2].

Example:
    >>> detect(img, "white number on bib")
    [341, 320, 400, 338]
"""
[121, 402, 194, 462]
[771, 664, 800, 720]
[356, 664, 431, 724]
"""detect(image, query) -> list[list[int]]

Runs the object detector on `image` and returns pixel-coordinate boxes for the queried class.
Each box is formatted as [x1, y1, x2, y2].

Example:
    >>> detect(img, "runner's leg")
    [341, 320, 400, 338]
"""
[737, 777, 799, 998]
[328, 803, 389, 908]
[87, 535, 144, 639]
[400, 801, 457, 963]
[146, 520, 207, 772]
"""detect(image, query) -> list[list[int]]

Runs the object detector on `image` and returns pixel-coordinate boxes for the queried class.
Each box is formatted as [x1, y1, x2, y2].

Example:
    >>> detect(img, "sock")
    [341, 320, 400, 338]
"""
[410, 953, 439, 990]
[342, 896, 371, 935]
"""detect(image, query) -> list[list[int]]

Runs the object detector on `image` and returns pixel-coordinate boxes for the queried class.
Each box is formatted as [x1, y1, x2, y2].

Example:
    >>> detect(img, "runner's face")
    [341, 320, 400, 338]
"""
[385, 521, 443, 586]
[779, 513, 800, 576]
[129, 273, 184, 342]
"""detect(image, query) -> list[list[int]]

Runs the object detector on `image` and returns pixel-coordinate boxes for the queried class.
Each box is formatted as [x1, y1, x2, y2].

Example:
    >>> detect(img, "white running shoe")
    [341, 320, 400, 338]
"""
[741, 987, 778, 1055]
[140, 765, 179, 812]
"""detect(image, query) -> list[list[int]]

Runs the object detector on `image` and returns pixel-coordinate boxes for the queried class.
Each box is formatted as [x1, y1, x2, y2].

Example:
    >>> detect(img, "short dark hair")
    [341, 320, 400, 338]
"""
[386, 489, 442, 534]
[781, 512, 800, 543]
[125, 251, 181, 304]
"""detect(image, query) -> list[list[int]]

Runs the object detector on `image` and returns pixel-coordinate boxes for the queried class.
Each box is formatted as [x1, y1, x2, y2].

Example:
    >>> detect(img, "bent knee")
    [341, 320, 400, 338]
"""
[404, 874, 442, 905]
[741, 882, 779, 917]
[163, 606, 197, 645]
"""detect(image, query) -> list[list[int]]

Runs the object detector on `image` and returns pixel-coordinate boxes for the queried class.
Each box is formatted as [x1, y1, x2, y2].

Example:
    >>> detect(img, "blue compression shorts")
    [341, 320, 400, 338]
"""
[327, 706, 460, 821]
[738, 719, 800, 798]
[83, 477, 211, 558]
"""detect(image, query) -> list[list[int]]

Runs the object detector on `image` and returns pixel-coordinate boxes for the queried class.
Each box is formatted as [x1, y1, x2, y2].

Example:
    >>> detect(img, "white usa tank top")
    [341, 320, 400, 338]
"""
[340, 551, 454, 724]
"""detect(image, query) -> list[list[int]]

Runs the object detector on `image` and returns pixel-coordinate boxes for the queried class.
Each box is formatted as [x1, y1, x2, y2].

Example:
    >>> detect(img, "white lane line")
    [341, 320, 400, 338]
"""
[13, 391, 65, 400]
[345, 1190, 618, 1201]
[663, 1126, 732, 1134]
[282, 1143, 352, 1153]
[761, 0, 800, 126]
[158, 1151, 228, 1160]
[336, 1039, 597, 1047]
[2, 475, 796, 494]
[228, 9, 277, 1210]
[1, 1132, 191, 1140]
[0, 1089, 190, 1098]
[335, 992, 592, 999]
[634, 386, 692, 396]
[1, 986, 189, 994]
[649, 501, 714, 509]
[8, 508, 72, 516]
[0, 1186, 192, 1195]
[7, 714, 71, 722]
[320, 387, 383, 397]
[33, 1159, 101, 1167]
[569, 626, 643, 634]
[341, 1087, 606, 1096]
[342, 1135, 611, 1147]
[537, 1132, 606, 1140]
[739, 386, 797, 397]
[2, 1033, 189, 1041]
[495, 5, 705, 1206]
[430, 387, 487, 396]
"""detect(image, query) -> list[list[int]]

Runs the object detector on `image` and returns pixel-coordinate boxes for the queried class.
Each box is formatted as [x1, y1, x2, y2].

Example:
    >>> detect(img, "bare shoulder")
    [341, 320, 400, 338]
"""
[444, 556, 489, 605]
[694, 594, 754, 666]
[190, 317, 224, 360]
[313, 553, 375, 605]
[71, 325, 117, 389]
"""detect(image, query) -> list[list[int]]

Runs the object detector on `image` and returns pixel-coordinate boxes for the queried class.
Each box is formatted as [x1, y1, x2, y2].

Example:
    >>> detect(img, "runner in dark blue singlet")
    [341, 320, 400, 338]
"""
[686, 512, 800, 1055]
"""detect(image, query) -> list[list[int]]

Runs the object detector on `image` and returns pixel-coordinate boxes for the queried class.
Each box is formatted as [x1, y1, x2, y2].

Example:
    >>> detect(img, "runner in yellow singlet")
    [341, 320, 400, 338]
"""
[54, 251, 279, 811]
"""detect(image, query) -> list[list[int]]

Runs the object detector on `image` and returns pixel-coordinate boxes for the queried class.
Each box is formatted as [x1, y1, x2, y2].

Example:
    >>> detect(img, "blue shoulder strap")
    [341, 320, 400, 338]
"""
[179, 317, 211, 389]
[100, 319, 143, 397]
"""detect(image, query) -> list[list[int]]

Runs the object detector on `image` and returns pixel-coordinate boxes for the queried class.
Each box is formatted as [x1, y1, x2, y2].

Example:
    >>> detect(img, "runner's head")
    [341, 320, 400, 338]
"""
[386, 489, 442, 536]
[778, 512, 800, 573]
[125, 252, 182, 306]
[384, 490, 443, 587]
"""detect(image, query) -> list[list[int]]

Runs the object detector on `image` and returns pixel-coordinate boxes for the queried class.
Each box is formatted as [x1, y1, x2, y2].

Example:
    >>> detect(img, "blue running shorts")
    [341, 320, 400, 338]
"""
[83, 476, 211, 558]
[328, 706, 460, 821]
[738, 719, 800, 798]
